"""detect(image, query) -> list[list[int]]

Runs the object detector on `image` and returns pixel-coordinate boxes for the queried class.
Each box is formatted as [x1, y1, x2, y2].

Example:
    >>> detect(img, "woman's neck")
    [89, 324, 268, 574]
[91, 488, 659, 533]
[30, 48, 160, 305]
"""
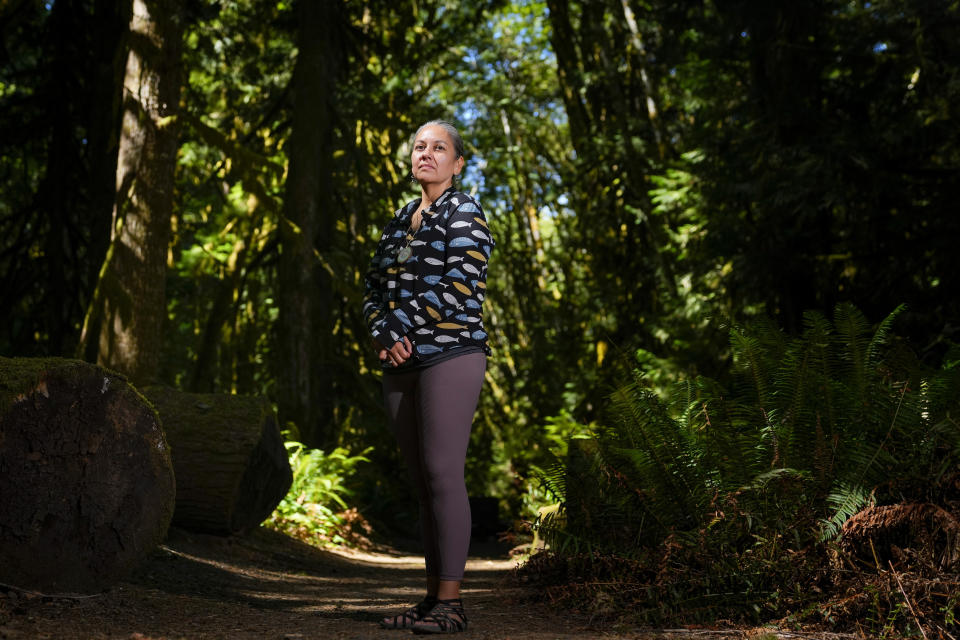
[420, 182, 452, 208]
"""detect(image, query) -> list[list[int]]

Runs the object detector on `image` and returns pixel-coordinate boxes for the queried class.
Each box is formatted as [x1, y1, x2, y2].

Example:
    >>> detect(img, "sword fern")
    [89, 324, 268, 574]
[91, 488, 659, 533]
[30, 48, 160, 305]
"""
[537, 303, 960, 559]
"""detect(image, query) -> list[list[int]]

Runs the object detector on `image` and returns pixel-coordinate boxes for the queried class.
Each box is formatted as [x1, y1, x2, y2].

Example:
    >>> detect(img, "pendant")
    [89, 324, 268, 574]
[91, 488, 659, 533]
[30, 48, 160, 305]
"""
[397, 246, 412, 263]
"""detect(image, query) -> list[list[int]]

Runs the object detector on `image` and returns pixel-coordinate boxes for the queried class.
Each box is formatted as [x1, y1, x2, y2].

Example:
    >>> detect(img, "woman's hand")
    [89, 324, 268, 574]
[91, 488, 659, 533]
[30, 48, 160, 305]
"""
[374, 336, 413, 367]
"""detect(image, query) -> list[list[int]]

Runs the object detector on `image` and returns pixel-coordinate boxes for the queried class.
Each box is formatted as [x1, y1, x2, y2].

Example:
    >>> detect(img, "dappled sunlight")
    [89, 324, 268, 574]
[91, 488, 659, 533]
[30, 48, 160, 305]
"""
[6, 0, 959, 636]
[323, 545, 518, 574]
[322, 546, 427, 567]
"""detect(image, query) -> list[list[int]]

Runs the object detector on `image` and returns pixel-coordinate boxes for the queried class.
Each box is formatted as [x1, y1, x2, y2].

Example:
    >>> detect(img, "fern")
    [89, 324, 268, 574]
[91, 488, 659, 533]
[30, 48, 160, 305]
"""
[542, 303, 960, 559]
[729, 325, 775, 418]
[866, 304, 905, 367]
[833, 302, 872, 406]
[928, 415, 960, 479]
[524, 303, 960, 629]
[771, 327, 819, 470]
[266, 441, 371, 546]
[821, 481, 874, 541]
[604, 374, 710, 527]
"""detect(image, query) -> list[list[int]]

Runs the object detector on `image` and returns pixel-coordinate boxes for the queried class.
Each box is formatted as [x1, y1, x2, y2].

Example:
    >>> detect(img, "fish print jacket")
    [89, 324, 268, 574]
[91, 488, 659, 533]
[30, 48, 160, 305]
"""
[362, 186, 494, 370]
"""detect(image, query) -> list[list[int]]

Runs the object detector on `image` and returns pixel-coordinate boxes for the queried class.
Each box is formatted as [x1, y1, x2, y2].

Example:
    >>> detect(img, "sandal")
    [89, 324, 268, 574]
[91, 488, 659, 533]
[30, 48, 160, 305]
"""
[379, 596, 437, 630]
[411, 598, 468, 634]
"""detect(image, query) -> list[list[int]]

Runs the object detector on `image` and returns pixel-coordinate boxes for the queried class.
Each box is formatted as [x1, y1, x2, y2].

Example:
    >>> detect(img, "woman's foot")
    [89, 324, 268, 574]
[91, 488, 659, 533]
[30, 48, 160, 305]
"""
[379, 595, 438, 630]
[411, 598, 467, 634]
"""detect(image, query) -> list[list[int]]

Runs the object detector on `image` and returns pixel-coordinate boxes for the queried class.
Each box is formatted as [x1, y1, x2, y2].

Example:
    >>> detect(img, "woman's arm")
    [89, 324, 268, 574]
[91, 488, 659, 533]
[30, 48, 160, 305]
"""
[361, 229, 390, 335]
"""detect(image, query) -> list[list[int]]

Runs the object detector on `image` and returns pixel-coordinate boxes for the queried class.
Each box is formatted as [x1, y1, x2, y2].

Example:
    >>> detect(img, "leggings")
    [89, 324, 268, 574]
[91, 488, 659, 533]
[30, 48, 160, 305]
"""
[382, 351, 486, 581]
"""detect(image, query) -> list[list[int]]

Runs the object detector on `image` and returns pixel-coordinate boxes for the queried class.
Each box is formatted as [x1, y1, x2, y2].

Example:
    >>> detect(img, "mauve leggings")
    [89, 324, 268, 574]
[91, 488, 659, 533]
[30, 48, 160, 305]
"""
[382, 351, 486, 581]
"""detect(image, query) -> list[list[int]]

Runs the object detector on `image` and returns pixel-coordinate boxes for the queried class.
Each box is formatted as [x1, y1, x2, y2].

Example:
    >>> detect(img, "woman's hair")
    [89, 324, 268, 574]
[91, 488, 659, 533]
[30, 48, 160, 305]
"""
[412, 120, 464, 160]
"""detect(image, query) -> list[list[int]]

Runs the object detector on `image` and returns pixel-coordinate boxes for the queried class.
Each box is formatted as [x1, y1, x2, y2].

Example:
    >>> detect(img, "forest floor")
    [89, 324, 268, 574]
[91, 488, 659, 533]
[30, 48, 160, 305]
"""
[0, 527, 856, 640]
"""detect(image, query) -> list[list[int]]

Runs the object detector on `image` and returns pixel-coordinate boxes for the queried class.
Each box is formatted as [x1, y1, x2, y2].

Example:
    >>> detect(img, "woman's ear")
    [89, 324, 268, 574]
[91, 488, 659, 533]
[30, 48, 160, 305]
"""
[454, 156, 464, 176]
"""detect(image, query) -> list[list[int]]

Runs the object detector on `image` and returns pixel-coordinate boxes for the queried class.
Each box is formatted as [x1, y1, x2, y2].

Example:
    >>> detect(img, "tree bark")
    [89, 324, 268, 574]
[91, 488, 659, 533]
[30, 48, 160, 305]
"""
[142, 386, 292, 536]
[0, 357, 175, 595]
[78, 0, 182, 386]
[27, 0, 130, 358]
[276, 0, 345, 447]
[545, 0, 592, 158]
[620, 0, 665, 160]
[38, 0, 85, 354]
[79, 0, 134, 361]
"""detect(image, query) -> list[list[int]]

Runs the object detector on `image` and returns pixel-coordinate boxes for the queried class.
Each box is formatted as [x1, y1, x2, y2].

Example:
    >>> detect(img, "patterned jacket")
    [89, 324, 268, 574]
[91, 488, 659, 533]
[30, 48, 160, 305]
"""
[362, 187, 494, 370]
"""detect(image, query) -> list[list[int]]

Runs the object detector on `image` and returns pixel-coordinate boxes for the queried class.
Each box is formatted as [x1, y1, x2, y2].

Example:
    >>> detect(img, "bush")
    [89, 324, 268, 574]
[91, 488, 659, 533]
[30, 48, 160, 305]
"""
[524, 304, 960, 633]
[265, 440, 372, 547]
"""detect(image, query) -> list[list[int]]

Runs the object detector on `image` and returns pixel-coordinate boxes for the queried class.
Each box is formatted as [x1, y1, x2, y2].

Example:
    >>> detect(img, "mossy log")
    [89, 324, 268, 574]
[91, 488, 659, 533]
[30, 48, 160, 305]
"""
[0, 357, 175, 594]
[142, 386, 291, 535]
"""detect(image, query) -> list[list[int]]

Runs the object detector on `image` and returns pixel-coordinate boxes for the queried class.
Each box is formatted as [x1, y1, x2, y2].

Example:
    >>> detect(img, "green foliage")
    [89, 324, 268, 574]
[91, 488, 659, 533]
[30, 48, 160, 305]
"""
[5, 4, 960, 609]
[528, 303, 960, 627]
[521, 410, 593, 547]
[265, 439, 371, 547]
[160, 0, 292, 395]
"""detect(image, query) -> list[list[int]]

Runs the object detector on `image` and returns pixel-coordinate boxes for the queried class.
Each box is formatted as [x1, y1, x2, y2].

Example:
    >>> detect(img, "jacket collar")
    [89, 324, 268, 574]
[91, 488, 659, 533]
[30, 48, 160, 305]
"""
[422, 185, 457, 215]
[398, 185, 457, 221]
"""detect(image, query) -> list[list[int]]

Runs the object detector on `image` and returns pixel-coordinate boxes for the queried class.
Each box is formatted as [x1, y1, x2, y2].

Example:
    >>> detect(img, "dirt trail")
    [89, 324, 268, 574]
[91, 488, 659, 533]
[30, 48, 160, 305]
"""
[0, 528, 835, 640]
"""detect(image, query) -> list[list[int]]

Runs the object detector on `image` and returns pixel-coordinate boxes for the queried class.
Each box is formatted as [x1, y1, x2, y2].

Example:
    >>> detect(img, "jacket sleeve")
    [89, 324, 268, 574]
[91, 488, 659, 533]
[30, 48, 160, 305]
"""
[370, 199, 493, 346]
[361, 228, 390, 336]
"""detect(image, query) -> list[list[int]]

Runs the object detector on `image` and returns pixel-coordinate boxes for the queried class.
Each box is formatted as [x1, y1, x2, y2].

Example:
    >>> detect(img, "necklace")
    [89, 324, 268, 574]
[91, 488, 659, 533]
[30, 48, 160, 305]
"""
[397, 239, 413, 263]
[396, 207, 426, 263]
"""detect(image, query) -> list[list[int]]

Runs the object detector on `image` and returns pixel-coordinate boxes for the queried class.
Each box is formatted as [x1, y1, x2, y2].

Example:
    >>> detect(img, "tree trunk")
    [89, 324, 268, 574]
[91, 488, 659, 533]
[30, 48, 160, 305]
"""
[620, 0, 665, 160]
[546, 0, 592, 158]
[0, 357, 175, 595]
[38, 0, 84, 355]
[79, 0, 134, 362]
[142, 386, 292, 536]
[78, 0, 183, 386]
[276, 0, 344, 447]
[29, 0, 129, 358]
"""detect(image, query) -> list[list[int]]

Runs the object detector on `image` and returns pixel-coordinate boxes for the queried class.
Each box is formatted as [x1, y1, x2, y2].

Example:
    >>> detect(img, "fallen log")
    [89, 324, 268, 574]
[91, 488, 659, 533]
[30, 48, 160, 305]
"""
[0, 357, 175, 594]
[142, 386, 291, 535]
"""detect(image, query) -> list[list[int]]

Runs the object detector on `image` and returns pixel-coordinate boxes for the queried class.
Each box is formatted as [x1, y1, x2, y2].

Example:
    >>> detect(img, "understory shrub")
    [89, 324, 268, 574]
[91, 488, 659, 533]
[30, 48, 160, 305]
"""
[524, 303, 960, 635]
[265, 440, 373, 547]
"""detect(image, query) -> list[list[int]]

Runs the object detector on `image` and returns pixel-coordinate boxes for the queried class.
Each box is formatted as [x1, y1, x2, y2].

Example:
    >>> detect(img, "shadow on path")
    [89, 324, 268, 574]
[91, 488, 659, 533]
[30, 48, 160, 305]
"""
[0, 526, 760, 639]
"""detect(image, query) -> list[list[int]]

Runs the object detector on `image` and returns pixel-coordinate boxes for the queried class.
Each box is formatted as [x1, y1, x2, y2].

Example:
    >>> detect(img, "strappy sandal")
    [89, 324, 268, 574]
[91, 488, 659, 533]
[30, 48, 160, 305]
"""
[379, 596, 437, 630]
[411, 598, 468, 634]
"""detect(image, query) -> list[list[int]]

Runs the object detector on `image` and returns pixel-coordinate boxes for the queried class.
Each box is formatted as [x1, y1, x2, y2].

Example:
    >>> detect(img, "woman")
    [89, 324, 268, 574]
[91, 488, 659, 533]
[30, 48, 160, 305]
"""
[362, 120, 494, 634]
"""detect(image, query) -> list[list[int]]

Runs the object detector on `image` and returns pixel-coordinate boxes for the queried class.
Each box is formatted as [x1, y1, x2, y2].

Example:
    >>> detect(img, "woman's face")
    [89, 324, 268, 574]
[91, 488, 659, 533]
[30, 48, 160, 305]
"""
[411, 125, 463, 190]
